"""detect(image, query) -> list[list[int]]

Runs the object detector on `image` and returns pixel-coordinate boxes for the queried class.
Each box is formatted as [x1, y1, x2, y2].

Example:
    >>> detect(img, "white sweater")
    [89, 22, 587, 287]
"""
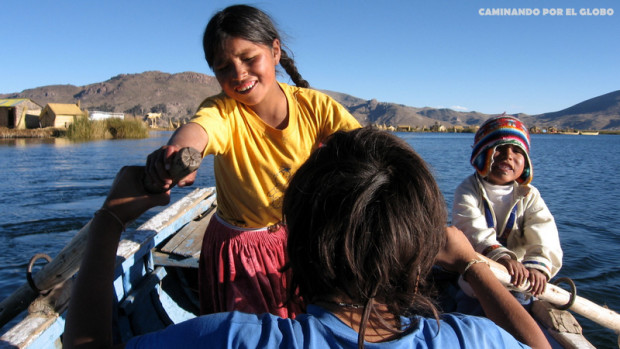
[452, 173, 563, 279]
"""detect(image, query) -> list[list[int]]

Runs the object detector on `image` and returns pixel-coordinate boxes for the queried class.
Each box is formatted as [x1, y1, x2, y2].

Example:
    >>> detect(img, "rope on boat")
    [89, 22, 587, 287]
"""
[26, 253, 53, 296]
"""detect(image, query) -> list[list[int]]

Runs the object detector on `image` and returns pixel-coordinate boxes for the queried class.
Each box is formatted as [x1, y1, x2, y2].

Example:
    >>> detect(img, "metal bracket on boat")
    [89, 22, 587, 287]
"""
[26, 253, 53, 296]
[552, 277, 577, 310]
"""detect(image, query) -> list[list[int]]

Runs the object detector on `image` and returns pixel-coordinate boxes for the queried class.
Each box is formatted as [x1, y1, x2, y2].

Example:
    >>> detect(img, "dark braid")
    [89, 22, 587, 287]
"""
[280, 49, 309, 88]
[204, 5, 310, 88]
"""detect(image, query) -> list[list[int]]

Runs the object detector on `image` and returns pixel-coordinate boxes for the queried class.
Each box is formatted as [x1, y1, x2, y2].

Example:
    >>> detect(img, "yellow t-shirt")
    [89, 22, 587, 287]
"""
[191, 82, 361, 228]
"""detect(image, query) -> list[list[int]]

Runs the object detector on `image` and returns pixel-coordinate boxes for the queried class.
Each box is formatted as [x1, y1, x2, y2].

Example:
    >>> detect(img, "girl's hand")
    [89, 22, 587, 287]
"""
[103, 166, 170, 225]
[498, 257, 529, 287]
[435, 226, 478, 274]
[145, 145, 198, 191]
[527, 269, 547, 296]
[145, 145, 178, 191]
[147, 123, 208, 192]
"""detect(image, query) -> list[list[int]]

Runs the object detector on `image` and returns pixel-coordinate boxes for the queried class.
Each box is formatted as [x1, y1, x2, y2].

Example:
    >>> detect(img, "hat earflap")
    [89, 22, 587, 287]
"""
[516, 150, 533, 185]
[473, 147, 495, 178]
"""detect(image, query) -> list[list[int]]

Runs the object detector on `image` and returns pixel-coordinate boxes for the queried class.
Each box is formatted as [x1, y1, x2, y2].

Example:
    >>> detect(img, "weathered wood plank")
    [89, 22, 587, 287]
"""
[0, 278, 74, 348]
[152, 251, 199, 269]
[531, 300, 595, 348]
[120, 267, 167, 315]
[160, 204, 215, 257]
[532, 300, 582, 334]
[545, 329, 596, 349]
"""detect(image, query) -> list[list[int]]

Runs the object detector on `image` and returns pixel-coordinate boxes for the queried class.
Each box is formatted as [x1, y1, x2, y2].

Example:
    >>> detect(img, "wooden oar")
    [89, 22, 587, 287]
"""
[0, 147, 202, 329]
[481, 254, 620, 335]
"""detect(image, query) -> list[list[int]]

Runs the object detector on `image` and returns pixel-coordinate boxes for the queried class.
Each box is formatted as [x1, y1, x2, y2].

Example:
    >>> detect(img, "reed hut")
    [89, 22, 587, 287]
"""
[40, 103, 85, 128]
[0, 99, 43, 129]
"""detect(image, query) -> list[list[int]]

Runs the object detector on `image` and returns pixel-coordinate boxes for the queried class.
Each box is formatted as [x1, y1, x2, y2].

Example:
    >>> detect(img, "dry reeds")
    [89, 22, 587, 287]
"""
[66, 117, 149, 141]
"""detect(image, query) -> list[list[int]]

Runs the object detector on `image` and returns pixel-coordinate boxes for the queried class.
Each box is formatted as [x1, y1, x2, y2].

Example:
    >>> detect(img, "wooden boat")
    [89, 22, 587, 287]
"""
[0, 187, 216, 348]
[1, 187, 619, 348]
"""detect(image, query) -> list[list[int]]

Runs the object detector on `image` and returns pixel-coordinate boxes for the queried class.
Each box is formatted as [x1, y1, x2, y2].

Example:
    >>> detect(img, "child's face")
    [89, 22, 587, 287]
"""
[486, 144, 526, 185]
[212, 37, 281, 109]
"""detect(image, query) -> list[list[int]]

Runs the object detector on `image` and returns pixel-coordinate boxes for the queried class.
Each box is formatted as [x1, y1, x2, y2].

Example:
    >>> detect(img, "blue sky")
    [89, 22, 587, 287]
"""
[2, 0, 618, 115]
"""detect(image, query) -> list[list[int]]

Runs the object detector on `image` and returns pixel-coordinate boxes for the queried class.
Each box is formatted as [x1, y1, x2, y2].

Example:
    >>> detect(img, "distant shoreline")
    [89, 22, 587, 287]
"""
[0, 126, 176, 139]
[0, 127, 61, 139]
[1, 127, 618, 139]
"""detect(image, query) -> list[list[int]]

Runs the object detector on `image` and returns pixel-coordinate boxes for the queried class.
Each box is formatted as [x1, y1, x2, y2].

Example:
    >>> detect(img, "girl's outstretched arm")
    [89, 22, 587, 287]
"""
[436, 226, 551, 349]
[64, 166, 170, 349]
[145, 123, 208, 192]
[167, 122, 209, 150]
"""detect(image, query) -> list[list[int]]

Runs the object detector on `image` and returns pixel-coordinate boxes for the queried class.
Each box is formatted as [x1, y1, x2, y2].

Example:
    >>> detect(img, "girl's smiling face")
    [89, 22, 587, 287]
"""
[212, 37, 281, 109]
[486, 144, 526, 185]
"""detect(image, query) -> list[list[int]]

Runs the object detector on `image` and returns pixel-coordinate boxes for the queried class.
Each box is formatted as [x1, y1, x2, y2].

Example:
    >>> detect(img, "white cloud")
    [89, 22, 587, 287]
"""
[450, 105, 469, 111]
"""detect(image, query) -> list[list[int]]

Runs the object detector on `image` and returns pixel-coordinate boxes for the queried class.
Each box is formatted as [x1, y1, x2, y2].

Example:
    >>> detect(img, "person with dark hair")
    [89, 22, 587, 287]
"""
[145, 4, 360, 318]
[66, 127, 550, 348]
[453, 115, 562, 304]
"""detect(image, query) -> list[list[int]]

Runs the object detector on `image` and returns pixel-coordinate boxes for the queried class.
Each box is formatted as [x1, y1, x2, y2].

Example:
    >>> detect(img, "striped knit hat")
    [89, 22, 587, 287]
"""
[471, 114, 532, 185]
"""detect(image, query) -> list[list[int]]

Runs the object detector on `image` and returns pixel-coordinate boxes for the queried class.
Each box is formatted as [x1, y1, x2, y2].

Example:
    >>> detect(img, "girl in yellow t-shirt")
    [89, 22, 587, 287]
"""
[145, 5, 360, 318]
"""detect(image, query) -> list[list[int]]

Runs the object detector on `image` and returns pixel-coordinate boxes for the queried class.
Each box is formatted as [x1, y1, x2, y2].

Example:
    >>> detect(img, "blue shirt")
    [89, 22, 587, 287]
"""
[126, 305, 528, 348]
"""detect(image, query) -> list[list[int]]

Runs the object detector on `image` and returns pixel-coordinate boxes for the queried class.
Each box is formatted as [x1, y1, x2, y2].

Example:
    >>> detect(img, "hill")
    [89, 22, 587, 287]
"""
[2, 71, 619, 130]
[522, 90, 620, 130]
[1, 71, 221, 122]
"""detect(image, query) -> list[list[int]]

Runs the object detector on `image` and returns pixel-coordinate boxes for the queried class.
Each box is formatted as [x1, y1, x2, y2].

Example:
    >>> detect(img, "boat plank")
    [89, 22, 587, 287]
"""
[160, 203, 215, 258]
[152, 251, 199, 269]
[531, 300, 595, 348]
[545, 330, 596, 349]
[532, 300, 582, 334]
[0, 315, 63, 349]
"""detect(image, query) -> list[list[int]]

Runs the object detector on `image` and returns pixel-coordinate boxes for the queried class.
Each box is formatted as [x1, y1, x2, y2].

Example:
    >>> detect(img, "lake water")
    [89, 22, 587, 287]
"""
[1, 132, 618, 347]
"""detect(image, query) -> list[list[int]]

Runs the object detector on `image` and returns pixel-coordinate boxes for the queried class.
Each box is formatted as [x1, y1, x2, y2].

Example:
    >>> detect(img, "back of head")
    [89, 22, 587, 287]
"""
[471, 114, 533, 185]
[203, 4, 309, 88]
[284, 127, 446, 318]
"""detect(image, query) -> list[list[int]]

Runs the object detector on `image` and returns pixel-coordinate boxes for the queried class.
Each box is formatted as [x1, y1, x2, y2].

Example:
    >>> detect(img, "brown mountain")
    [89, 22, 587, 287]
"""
[2, 71, 618, 130]
[520, 90, 620, 130]
[1, 71, 221, 122]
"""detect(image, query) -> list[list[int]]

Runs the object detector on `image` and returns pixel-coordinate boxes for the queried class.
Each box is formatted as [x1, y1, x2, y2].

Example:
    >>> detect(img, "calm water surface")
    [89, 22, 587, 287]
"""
[1, 132, 618, 347]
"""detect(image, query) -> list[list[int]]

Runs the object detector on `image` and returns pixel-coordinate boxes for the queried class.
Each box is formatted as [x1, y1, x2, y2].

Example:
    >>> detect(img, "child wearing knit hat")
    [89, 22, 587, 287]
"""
[452, 114, 563, 300]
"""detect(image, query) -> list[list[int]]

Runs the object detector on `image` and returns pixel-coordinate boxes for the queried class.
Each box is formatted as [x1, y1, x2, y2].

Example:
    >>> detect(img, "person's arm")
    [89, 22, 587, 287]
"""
[436, 226, 551, 349]
[168, 122, 210, 150]
[145, 123, 208, 191]
[64, 166, 170, 349]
